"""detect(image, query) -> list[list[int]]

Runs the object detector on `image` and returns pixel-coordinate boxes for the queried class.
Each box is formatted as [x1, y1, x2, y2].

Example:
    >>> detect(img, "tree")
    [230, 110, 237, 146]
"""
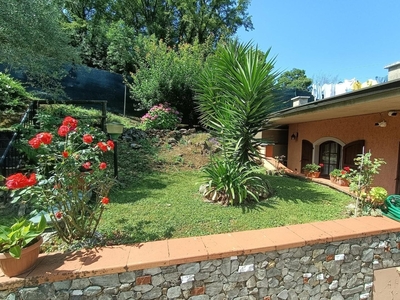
[276, 68, 312, 91]
[196, 40, 277, 204]
[0, 0, 79, 95]
[61, 0, 253, 74]
[196, 40, 278, 164]
[128, 36, 211, 124]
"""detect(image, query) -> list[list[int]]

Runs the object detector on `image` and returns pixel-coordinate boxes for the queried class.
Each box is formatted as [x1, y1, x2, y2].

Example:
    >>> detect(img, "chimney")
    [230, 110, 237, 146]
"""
[291, 96, 310, 107]
[384, 61, 400, 81]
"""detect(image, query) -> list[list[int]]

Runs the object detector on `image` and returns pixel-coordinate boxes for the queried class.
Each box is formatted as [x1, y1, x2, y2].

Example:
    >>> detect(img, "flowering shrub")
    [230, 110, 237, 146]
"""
[140, 103, 182, 130]
[4, 116, 115, 243]
[303, 163, 323, 172]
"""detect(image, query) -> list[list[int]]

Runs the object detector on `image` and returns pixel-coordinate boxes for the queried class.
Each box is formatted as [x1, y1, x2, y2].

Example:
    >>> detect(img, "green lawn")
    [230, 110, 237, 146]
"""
[99, 170, 354, 245]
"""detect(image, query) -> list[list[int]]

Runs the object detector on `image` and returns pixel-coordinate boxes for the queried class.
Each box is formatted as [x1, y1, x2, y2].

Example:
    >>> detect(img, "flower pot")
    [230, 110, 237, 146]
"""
[305, 171, 320, 178]
[329, 175, 337, 183]
[338, 179, 350, 187]
[0, 236, 43, 277]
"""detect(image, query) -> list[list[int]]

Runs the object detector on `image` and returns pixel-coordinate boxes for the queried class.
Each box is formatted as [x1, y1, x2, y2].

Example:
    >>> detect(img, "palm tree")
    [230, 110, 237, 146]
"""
[196, 40, 278, 165]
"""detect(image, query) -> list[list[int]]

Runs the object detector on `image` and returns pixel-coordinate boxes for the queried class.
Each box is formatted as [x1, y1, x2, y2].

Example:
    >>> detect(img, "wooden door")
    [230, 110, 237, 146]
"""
[301, 140, 313, 173]
[343, 140, 365, 170]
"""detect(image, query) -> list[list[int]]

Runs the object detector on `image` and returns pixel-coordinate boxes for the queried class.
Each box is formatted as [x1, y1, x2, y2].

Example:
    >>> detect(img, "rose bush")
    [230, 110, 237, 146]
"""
[140, 103, 182, 130]
[4, 116, 115, 243]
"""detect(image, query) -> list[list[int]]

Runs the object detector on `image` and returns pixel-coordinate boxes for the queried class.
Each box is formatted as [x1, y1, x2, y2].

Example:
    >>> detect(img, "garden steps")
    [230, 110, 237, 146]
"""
[1, 216, 400, 291]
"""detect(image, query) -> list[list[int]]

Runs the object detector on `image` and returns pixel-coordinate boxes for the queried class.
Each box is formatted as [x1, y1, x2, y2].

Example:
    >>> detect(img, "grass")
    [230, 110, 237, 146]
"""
[99, 168, 354, 245]
[1, 105, 355, 248]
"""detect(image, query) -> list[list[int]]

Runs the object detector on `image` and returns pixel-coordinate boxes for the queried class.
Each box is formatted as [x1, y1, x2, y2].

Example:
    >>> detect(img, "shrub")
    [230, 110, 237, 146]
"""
[0, 72, 32, 113]
[201, 157, 271, 206]
[140, 103, 181, 130]
[6, 116, 115, 243]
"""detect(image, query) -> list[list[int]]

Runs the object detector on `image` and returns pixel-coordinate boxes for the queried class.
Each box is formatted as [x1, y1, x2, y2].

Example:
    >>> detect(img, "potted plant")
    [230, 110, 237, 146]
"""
[302, 163, 323, 178]
[0, 215, 46, 277]
[338, 166, 351, 186]
[329, 169, 342, 183]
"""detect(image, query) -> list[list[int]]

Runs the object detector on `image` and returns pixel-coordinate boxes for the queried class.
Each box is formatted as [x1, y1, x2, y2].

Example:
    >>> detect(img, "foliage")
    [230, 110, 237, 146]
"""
[369, 187, 388, 207]
[0, 0, 79, 96]
[329, 169, 342, 178]
[276, 68, 313, 91]
[7, 117, 115, 243]
[0, 72, 32, 114]
[196, 40, 279, 165]
[0, 215, 46, 259]
[201, 158, 271, 205]
[62, 0, 252, 72]
[302, 163, 323, 172]
[348, 152, 386, 215]
[98, 171, 353, 244]
[140, 103, 182, 130]
[128, 36, 210, 124]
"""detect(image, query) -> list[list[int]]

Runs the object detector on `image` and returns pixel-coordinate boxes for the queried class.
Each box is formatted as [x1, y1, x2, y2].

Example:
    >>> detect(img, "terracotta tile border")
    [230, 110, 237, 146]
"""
[1, 216, 400, 291]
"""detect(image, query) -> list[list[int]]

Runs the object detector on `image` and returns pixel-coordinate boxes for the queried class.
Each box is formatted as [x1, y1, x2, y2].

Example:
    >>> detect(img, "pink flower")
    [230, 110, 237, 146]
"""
[82, 162, 91, 169]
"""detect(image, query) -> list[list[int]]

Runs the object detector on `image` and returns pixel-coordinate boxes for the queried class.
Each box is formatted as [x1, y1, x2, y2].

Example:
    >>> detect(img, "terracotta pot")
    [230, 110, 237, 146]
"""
[305, 171, 320, 178]
[329, 175, 337, 183]
[338, 179, 350, 187]
[0, 236, 43, 277]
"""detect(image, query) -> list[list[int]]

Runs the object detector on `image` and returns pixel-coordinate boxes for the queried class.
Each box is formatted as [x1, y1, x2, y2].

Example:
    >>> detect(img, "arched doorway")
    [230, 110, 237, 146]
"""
[319, 141, 341, 176]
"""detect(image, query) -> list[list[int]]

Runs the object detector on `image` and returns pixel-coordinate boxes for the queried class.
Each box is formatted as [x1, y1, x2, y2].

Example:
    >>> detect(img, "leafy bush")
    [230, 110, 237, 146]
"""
[128, 36, 211, 125]
[140, 103, 181, 130]
[0, 72, 32, 113]
[7, 116, 115, 243]
[201, 157, 271, 206]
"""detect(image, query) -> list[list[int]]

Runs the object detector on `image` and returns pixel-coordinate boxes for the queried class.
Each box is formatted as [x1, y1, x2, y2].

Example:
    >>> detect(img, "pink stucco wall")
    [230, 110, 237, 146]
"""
[287, 113, 400, 193]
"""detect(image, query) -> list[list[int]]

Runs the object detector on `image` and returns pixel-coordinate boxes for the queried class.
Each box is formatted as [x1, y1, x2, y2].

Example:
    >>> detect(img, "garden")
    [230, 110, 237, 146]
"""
[0, 41, 358, 277]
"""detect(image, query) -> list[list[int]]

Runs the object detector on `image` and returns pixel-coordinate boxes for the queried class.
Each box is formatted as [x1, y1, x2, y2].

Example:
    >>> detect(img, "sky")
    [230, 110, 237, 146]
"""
[236, 1, 400, 84]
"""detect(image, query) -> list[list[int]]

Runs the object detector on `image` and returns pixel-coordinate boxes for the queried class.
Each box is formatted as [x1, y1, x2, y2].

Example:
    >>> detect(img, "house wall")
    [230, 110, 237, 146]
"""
[287, 113, 400, 193]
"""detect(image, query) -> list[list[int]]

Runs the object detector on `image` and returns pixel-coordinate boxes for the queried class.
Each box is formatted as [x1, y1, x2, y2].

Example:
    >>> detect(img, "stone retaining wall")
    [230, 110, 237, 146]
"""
[2, 231, 400, 300]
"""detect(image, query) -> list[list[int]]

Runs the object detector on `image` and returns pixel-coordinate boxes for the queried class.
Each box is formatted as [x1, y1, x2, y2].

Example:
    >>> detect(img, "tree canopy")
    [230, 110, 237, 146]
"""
[276, 68, 312, 91]
[0, 0, 79, 95]
[62, 0, 253, 74]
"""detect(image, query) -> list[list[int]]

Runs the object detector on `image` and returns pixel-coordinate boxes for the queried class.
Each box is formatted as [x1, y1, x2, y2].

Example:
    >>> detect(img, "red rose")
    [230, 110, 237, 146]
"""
[28, 137, 41, 149]
[319, 163, 324, 167]
[82, 134, 93, 144]
[82, 162, 91, 169]
[97, 142, 108, 152]
[27, 173, 37, 186]
[5, 173, 36, 190]
[344, 166, 350, 172]
[99, 162, 107, 170]
[55, 211, 63, 219]
[62, 116, 78, 130]
[106, 140, 115, 150]
[36, 132, 53, 145]
[62, 151, 69, 158]
[101, 197, 109, 205]
[58, 125, 70, 137]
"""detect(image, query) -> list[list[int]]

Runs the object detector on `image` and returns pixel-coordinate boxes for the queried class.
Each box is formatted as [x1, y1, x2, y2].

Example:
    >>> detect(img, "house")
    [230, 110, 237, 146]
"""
[263, 62, 400, 194]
